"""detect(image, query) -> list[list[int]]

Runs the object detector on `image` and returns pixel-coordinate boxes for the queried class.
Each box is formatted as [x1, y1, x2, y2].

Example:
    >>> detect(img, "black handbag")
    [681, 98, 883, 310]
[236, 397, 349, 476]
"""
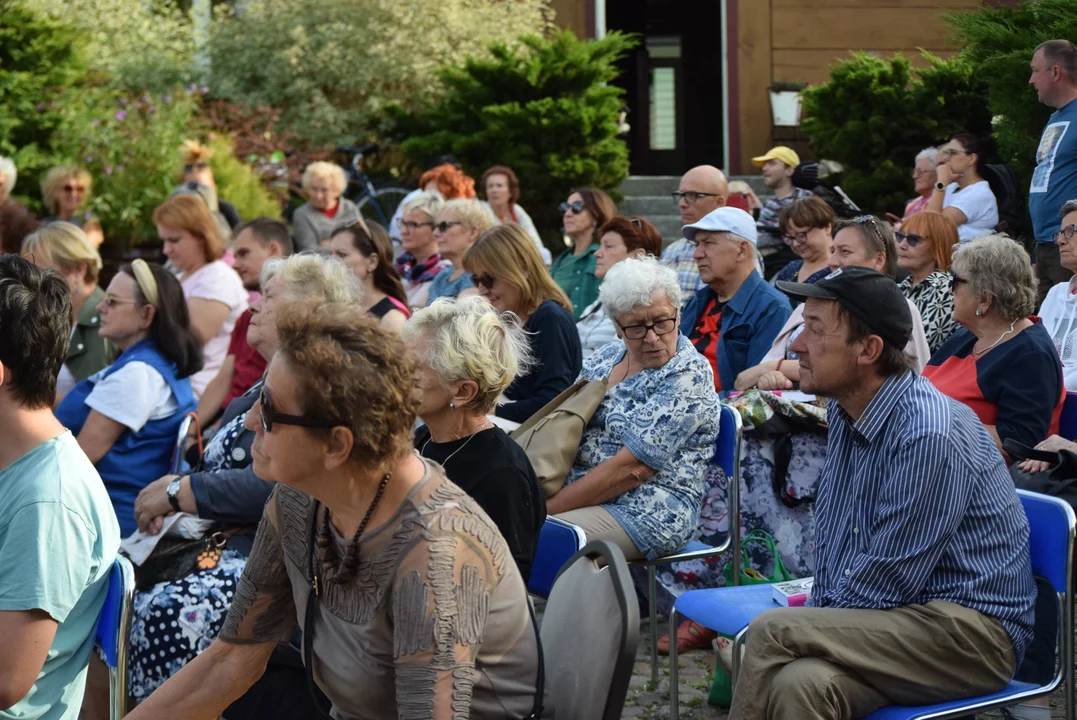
[1003, 438, 1077, 509]
[132, 525, 254, 591]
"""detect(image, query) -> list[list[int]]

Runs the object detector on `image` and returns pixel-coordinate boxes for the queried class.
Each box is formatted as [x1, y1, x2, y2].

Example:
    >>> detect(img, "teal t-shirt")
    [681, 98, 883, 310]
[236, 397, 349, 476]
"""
[0, 432, 120, 720]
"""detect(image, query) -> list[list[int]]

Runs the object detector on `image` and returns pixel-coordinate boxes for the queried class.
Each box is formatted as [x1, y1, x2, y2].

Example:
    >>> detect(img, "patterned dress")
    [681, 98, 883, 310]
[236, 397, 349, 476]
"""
[899, 271, 958, 355]
[566, 336, 721, 559]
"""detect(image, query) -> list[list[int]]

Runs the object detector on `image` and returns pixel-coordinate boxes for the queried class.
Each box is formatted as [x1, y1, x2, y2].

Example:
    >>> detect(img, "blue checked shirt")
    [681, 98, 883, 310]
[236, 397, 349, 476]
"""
[812, 371, 1035, 666]
[660, 238, 705, 299]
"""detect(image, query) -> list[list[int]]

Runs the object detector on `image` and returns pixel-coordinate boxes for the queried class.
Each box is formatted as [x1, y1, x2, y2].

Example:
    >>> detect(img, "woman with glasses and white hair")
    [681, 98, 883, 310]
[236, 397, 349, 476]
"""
[547, 256, 721, 562]
[924, 233, 1065, 461]
[903, 147, 939, 219]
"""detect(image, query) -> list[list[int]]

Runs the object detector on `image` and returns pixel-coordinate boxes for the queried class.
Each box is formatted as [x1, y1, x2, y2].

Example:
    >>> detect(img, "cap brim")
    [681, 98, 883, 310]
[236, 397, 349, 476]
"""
[775, 280, 839, 300]
[751, 156, 770, 167]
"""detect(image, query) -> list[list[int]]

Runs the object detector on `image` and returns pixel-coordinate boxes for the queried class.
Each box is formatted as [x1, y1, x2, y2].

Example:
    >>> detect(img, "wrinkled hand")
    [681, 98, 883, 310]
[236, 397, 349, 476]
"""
[134, 475, 177, 535]
[1037, 434, 1077, 453]
[757, 371, 793, 391]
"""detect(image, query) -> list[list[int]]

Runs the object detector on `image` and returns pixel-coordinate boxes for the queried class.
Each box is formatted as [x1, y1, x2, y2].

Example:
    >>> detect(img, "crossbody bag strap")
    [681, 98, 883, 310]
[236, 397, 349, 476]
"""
[304, 500, 334, 720]
[524, 597, 545, 719]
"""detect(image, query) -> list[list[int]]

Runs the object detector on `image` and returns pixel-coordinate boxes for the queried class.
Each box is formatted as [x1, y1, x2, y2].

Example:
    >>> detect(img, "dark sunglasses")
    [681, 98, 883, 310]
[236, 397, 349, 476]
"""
[434, 221, 462, 233]
[62, 184, 86, 194]
[559, 200, 585, 215]
[258, 386, 337, 433]
[184, 162, 210, 173]
[1054, 224, 1077, 243]
[949, 273, 968, 293]
[617, 317, 678, 340]
[894, 231, 925, 247]
[470, 273, 496, 289]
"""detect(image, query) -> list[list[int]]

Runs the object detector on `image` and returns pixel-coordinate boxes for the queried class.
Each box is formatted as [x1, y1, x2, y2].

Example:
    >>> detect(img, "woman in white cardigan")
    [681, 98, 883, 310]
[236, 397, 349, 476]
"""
[480, 165, 551, 265]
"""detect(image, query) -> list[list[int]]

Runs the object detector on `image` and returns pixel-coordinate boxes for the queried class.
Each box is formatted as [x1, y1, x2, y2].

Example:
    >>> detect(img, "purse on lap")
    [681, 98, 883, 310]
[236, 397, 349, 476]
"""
[509, 377, 608, 497]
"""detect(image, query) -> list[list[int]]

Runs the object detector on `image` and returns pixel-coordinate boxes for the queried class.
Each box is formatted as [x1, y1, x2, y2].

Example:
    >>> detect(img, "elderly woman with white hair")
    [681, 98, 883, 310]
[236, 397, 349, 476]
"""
[903, 147, 938, 219]
[924, 233, 1066, 461]
[402, 295, 545, 580]
[547, 256, 721, 561]
[291, 161, 360, 252]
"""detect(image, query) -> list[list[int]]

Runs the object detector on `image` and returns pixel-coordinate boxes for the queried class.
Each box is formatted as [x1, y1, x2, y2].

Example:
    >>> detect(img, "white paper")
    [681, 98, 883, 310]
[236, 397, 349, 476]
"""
[120, 513, 216, 566]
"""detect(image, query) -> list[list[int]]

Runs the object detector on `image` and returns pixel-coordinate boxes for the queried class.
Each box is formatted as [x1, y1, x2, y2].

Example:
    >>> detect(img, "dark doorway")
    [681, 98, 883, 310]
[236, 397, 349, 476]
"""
[607, 0, 725, 176]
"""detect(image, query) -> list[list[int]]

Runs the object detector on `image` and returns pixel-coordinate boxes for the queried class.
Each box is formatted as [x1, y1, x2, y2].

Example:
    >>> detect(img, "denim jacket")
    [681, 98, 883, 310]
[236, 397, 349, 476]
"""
[679, 270, 792, 393]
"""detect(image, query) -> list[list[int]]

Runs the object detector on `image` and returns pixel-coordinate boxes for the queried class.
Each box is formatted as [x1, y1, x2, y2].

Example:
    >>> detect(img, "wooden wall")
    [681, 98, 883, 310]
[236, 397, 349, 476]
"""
[735, 0, 983, 173]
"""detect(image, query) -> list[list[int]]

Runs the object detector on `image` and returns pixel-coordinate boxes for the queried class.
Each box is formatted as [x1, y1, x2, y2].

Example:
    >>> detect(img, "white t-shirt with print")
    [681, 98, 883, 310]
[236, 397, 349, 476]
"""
[944, 181, 999, 242]
[85, 362, 179, 432]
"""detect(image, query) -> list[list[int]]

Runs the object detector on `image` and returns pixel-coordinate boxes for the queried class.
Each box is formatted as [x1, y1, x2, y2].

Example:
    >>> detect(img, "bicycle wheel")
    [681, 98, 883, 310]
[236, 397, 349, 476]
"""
[358, 187, 411, 229]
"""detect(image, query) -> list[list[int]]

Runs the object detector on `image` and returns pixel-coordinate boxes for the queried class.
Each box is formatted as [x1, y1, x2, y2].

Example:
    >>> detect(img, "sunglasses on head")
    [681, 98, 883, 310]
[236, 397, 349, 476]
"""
[560, 200, 585, 215]
[258, 386, 338, 433]
[434, 220, 462, 233]
[470, 273, 496, 289]
[894, 231, 925, 247]
[184, 163, 210, 173]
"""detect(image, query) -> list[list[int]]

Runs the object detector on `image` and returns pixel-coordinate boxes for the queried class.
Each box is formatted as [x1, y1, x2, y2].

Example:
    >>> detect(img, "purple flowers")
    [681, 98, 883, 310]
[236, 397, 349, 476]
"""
[164, 94, 173, 102]
[104, 166, 113, 176]
[200, 86, 209, 95]
[86, 155, 94, 163]
[115, 110, 127, 121]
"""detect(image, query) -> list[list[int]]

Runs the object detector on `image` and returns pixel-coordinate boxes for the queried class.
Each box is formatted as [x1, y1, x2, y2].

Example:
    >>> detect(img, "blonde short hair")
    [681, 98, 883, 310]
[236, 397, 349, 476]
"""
[402, 295, 533, 414]
[950, 234, 1036, 320]
[400, 191, 445, 221]
[260, 252, 363, 304]
[41, 166, 92, 217]
[440, 198, 496, 234]
[301, 161, 347, 196]
[22, 221, 103, 285]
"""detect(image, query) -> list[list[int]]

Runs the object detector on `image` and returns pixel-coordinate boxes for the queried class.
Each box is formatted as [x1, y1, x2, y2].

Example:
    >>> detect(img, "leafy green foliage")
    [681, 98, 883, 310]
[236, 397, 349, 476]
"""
[204, 135, 282, 221]
[390, 30, 636, 247]
[0, 2, 85, 200]
[801, 52, 991, 216]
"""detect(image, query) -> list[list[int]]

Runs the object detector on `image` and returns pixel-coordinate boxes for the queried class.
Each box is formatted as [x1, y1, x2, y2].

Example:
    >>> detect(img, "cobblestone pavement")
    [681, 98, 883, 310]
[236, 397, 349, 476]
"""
[621, 616, 1072, 719]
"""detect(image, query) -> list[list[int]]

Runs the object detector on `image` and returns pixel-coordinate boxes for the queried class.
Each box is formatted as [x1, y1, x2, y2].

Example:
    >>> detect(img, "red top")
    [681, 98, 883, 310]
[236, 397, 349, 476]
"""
[224, 309, 267, 406]
[689, 297, 724, 391]
[318, 202, 339, 219]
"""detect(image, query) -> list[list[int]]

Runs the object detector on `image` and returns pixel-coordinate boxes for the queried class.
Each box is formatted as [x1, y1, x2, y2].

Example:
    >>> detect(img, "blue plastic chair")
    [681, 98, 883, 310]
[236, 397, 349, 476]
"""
[527, 516, 587, 599]
[634, 403, 743, 688]
[668, 490, 1076, 720]
[1061, 391, 1077, 440]
[94, 555, 136, 720]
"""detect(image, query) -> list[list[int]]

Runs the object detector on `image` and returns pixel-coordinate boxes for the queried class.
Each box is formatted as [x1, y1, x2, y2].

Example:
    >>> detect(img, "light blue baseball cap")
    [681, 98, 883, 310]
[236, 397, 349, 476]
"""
[682, 206, 758, 245]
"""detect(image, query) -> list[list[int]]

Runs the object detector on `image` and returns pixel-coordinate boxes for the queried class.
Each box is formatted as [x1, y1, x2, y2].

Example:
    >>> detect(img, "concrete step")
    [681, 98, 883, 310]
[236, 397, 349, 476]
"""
[619, 175, 680, 197]
[619, 195, 679, 217]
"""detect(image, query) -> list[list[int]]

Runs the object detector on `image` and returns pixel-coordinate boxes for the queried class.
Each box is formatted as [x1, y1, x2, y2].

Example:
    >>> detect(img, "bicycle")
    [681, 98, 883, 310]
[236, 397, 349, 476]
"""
[336, 144, 411, 232]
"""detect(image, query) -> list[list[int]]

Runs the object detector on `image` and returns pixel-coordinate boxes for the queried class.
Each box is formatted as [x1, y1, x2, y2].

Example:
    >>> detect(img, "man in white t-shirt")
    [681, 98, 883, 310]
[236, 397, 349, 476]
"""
[0, 254, 120, 720]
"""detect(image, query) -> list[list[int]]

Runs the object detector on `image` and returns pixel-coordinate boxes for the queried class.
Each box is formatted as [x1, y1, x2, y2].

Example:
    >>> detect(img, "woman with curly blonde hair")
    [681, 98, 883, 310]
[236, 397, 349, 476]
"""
[41, 165, 104, 247]
[291, 160, 361, 251]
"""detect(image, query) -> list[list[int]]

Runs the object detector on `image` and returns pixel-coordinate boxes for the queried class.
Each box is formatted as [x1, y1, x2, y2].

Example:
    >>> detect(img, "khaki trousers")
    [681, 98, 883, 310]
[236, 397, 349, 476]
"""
[554, 506, 644, 562]
[728, 600, 1016, 720]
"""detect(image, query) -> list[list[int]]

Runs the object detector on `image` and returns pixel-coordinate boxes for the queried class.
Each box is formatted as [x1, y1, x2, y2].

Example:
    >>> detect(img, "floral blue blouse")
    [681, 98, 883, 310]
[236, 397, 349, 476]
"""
[566, 334, 721, 559]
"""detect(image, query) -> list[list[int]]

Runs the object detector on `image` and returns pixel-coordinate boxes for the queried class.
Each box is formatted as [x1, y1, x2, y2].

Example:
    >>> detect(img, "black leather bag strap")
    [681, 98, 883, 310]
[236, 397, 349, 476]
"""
[303, 500, 333, 720]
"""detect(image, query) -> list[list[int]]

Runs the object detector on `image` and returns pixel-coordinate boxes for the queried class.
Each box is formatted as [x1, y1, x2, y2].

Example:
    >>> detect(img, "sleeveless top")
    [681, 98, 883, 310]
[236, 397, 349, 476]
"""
[367, 296, 411, 320]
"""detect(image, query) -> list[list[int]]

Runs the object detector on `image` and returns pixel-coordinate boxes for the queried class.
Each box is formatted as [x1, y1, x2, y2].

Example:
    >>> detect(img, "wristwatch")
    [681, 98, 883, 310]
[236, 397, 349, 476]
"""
[166, 477, 183, 513]
[935, 181, 947, 192]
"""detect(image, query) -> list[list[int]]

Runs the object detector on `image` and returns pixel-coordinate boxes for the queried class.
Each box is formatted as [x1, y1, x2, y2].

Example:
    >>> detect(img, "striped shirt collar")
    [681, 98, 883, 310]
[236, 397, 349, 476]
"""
[829, 370, 916, 445]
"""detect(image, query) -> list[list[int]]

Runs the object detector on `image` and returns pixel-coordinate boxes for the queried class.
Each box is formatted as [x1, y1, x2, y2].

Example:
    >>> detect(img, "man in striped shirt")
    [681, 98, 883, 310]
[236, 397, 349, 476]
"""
[729, 266, 1036, 720]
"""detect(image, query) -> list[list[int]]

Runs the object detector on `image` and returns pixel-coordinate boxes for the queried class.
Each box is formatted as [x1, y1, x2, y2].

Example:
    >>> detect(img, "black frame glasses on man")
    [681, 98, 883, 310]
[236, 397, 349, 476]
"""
[258, 386, 338, 433]
[672, 191, 720, 204]
[617, 317, 678, 340]
[1054, 224, 1077, 243]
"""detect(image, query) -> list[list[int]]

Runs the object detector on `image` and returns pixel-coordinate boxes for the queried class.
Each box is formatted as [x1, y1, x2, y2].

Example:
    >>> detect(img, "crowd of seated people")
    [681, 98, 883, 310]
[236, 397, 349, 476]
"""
[10, 69, 1077, 718]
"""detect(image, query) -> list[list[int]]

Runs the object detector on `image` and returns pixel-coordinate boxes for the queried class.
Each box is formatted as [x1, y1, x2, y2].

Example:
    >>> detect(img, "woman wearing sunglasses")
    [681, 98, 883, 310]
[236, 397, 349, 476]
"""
[127, 302, 542, 720]
[549, 257, 720, 563]
[180, 140, 241, 229]
[923, 234, 1065, 462]
[550, 187, 617, 319]
[425, 198, 497, 304]
[21, 222, 112, 401]
[1039, 200, 1077, 392]
[772, 196, 835, 293]
[40, 165, 104, 248]
[79, 254, 368, 718]
[464, 223, 581, 423]
[895, 211, 960, 354]
[328, 218, 411, 333]
[55, 260, 201, 536]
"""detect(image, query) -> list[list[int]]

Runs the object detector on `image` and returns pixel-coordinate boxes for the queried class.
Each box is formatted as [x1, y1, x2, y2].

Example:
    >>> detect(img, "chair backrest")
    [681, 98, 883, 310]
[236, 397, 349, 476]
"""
[170, 413, 196, 475]
[1060, 392, 1077, 441]
[541, 541, 640, 720]
[95, 555, 136, 668]
[1018, 490, 1076, 596]
[712, 403, 742, 477]
[528, 516, 587, 598]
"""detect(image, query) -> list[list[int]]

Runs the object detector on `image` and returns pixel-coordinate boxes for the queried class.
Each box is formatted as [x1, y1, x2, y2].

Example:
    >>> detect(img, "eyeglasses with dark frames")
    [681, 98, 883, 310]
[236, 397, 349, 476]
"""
[559, 200, 585, 215]
[617, 316, 678, 340]
[672, 191, 720, 204]
[782, 232, 809, 246]
[470, 273, 496, 289]
[257, 386, 338, 433]
[1054, 224, 1077, 244]
[399, 220, 434, 232]
[434, 221, 463, 233]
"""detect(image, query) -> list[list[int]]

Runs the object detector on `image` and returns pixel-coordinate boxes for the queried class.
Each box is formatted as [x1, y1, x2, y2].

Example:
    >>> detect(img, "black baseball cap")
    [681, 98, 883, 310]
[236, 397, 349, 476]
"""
[777, 266, 913, 348]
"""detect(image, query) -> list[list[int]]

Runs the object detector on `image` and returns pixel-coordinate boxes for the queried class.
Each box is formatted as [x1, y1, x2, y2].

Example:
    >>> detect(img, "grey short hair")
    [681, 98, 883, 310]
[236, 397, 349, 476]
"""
[400, 191, 445, 221]
[915, 147, 938, 165]
[0, 157, 15, 190]
[599, 256, 682, 321]
[950, 234, 1036, 320]
[260, 252, 363, 303]
[1037, 39, 1077, 82]
[1060, 199, 1077, 219]
[401, 295, 533, 415]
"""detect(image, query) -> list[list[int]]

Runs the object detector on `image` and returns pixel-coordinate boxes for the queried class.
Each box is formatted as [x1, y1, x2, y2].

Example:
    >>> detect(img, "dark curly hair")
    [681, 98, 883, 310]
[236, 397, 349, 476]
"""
[275, 302, 420, 470]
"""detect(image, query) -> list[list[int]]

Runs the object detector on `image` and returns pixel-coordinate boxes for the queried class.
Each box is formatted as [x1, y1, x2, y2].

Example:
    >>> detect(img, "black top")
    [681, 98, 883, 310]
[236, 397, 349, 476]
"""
[368, 297, 395, 320]
[218, 199, 242, 230]
[497, 299, 582, 423]
[414, 425, 546, 582]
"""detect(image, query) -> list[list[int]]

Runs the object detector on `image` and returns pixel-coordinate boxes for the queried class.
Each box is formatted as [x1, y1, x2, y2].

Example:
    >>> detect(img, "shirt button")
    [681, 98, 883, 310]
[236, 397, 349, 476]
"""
[77, 344, 84, 351]
[844, 569, 851, 576]
[853, 527, 859, 534]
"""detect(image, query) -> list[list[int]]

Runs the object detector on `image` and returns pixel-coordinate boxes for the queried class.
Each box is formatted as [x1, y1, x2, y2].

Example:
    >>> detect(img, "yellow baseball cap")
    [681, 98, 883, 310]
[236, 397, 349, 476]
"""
[752, 146, 801, 168]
